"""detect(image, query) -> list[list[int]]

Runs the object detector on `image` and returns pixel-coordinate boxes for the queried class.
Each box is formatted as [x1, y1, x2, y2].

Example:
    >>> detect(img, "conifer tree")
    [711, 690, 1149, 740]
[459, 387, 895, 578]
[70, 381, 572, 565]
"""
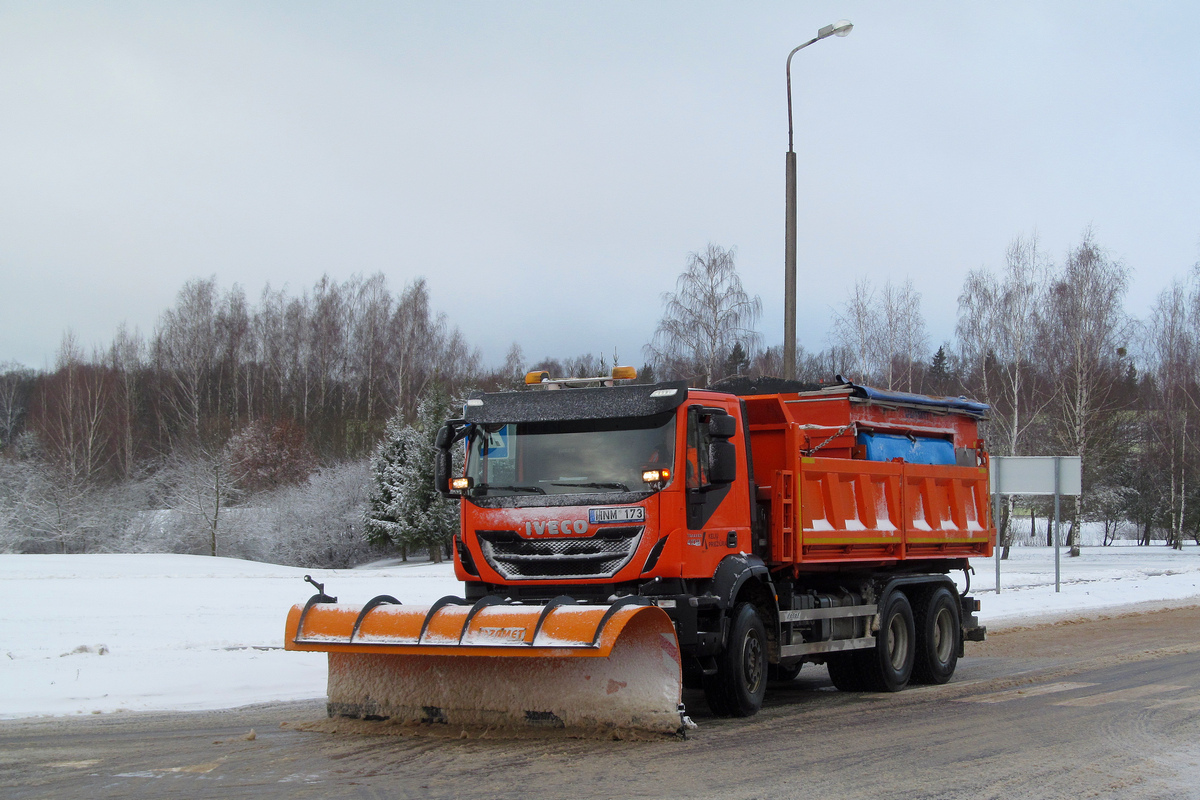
[363, 413, 411, 549]
[363, 388, 461, 561]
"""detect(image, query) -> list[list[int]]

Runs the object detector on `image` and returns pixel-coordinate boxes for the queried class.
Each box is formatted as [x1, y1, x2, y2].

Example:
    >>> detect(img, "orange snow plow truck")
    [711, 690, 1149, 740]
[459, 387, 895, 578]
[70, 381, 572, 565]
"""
[286, 372, 993, 734]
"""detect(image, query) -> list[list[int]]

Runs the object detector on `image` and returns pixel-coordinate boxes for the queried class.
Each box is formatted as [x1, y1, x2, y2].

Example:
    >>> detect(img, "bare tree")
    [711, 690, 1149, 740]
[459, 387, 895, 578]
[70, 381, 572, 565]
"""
[1143, 280, 1195, 549]
[956, 234, 1054, 557]
[878, 279, 928, 391]
[31, 333, 115, 488]
[832, 278, 927, 390]
[164, 442, 239, 557]
[1043, 230, 1131, 556]
[956, 268, 1001, 405]
[308, 275, 349, 431]
[831, 278, 876, 382]
[350, 273, 393, 429]
[386, 279, 437, 422]
[156, 277, 220, 439]
[0, 362, 34, 450]
[646, 244, 762, 384]
[108, 324, 144, 480]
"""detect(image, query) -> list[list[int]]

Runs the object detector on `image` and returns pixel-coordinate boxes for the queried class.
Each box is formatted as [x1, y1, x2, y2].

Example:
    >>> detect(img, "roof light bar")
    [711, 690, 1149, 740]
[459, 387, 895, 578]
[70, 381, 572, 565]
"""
[525, 366, 638, 389]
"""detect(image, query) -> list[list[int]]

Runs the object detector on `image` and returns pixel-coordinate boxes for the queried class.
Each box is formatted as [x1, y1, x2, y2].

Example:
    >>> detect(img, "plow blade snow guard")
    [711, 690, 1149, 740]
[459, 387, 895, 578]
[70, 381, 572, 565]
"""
[285, 598, 684, 734]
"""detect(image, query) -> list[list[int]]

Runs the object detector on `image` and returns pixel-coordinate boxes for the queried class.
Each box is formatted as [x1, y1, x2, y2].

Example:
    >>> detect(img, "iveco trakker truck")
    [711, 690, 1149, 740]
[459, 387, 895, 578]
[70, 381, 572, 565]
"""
[287, 371, 991, 733]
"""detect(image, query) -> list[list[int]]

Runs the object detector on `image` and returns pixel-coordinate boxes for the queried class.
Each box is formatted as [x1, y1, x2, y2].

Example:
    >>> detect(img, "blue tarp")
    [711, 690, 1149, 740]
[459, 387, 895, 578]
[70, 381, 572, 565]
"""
[857, 432, 956, 465]
[851, 384, 989, 418]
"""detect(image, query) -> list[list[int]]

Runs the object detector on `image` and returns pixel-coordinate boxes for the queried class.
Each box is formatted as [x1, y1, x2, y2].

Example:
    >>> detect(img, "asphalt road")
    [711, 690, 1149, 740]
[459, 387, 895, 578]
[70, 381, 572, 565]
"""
[3, 605, 1199, 800]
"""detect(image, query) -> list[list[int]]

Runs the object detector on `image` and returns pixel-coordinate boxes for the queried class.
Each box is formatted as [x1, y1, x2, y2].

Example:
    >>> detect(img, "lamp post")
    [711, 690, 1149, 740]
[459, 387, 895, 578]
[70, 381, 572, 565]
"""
[783, 19, 852, 380]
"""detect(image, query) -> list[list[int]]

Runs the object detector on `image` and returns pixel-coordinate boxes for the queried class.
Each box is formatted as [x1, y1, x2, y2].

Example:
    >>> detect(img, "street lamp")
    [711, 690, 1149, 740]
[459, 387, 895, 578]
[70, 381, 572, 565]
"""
[783, 19, 852, 380]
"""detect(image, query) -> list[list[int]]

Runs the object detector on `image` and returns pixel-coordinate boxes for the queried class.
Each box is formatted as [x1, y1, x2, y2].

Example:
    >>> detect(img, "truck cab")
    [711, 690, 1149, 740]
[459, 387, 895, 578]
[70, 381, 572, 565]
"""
[440, 380, 754, 598]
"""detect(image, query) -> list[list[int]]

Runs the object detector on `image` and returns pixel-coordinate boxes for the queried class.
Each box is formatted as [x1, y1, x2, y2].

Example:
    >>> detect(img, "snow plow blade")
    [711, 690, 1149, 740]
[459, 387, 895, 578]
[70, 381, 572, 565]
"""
[285, 594, 685, 734]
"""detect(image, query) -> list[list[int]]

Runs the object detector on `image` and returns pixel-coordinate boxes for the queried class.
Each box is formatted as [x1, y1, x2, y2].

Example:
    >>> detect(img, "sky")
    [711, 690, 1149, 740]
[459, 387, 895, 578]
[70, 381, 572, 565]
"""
[2, 2, 1198, 371]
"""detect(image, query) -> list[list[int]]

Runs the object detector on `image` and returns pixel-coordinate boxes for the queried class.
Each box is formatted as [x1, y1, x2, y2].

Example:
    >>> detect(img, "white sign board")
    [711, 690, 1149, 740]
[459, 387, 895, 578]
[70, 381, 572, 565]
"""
[990, 456, 1082, 496]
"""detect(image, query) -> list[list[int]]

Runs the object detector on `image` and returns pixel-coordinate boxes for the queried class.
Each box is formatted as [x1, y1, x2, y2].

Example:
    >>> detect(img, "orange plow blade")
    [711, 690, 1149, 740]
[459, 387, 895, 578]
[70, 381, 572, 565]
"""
[285, 595, 687, 734]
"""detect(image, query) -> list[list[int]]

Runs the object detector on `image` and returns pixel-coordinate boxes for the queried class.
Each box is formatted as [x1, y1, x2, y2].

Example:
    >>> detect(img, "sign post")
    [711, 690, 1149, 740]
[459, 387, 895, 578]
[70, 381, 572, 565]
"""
[989, 456, 1082, 593]
[994, 458, 1002, 593]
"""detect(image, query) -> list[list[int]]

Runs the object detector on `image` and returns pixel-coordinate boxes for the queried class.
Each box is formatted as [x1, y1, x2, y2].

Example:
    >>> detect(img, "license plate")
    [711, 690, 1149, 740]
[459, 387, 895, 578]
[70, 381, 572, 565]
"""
[588, 506, 645, 524]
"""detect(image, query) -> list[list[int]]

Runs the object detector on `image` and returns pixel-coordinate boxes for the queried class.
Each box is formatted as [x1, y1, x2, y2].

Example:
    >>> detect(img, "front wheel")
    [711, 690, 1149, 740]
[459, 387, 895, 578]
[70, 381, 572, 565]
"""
[703, 603, 767, 717]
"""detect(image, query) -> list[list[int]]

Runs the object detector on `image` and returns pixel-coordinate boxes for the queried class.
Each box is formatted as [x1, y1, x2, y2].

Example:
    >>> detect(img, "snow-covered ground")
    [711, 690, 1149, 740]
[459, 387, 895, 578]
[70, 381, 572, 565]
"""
[2, 545, 1199, 720]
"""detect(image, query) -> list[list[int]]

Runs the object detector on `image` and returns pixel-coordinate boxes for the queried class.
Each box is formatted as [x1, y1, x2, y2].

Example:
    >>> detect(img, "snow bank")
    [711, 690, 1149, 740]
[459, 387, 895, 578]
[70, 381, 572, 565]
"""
[2, 546, 1198, 719]
[0, 554, 459, 718]
[966, 544, 1200, 624]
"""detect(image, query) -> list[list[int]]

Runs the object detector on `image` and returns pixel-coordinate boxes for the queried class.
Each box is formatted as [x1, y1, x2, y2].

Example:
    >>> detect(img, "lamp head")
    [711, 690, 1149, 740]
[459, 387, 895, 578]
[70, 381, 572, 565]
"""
[817, 19, 853, 39]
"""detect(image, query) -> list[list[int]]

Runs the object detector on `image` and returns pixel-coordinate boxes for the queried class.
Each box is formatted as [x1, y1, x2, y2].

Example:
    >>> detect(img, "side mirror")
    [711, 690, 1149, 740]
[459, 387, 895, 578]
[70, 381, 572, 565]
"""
[707, 413, 736, 439]
[708, 440, 736, 484]
[434, 425, 454, 496]
[435, 449, 452, 496]
[705, 410, 734, 441]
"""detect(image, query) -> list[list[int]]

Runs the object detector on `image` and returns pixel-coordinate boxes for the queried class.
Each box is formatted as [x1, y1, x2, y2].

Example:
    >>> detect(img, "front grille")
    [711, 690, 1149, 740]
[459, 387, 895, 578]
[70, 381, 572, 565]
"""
[475, 527, 643, 580]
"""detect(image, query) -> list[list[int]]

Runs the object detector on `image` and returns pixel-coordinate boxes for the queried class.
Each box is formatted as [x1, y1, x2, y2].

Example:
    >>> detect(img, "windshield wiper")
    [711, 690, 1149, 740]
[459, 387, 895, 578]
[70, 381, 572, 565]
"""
[550, 481, 630, 492]
[478, 483, 546, 494]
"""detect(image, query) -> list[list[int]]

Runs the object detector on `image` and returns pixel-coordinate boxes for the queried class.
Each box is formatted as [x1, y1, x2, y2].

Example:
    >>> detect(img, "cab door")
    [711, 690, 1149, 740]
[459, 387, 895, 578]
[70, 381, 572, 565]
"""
[683, 404, 748, 543]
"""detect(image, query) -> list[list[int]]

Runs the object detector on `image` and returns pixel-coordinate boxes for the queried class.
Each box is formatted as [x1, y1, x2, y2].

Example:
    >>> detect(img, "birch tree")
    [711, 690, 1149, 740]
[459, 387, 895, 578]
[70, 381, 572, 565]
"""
[831, 278, 876, 383]
[956, 234, 1053, 556]
[832, 278, 927, 390]
[1143, 280, 1195, 549]
[1043, 230, 1131, 556]
[646, 244, 762, 384]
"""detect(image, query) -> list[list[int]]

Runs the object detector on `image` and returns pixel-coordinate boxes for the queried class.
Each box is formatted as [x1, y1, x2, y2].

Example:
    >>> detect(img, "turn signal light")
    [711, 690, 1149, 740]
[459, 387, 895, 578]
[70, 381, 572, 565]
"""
[451, 477, 473, 491]
[642, 468, 670, 483]
[611, 365, 637, 381]
[525, 370, 550, 385]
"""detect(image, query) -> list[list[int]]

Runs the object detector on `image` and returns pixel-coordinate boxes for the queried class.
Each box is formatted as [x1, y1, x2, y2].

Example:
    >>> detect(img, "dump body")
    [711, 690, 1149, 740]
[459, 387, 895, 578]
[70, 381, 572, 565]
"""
[742, 386, 992, 570]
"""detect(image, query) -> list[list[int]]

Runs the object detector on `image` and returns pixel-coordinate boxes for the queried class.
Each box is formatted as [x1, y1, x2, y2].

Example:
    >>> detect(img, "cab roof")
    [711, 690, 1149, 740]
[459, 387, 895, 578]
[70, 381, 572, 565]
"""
[462, 380, 690, 424]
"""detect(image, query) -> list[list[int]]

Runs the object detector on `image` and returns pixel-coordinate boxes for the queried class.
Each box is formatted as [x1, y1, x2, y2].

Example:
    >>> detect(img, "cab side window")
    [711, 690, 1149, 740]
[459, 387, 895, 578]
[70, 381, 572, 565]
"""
[686, 408, 712, 489]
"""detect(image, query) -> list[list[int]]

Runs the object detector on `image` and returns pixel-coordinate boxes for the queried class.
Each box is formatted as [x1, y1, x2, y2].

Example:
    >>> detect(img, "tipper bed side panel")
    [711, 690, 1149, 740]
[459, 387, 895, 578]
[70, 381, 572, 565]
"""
[796, 456, 904, 563]
[902, 463, 992, 558]
[791, 459, 993, 565]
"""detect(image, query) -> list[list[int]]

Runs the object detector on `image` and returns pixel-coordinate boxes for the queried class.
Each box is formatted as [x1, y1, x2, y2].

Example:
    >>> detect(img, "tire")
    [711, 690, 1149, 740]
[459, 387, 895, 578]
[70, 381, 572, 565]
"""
[826, 652, 868, 692]
[769, 661, 803, 683]
[703, 602, 768, 717]
[860, 590, 915, 692]
[912, 586, 961, 685]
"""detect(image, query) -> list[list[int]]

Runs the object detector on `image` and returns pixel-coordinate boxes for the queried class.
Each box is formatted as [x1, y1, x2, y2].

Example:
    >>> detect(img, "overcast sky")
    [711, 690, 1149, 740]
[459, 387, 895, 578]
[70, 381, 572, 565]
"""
[2, 2, 1198, 371]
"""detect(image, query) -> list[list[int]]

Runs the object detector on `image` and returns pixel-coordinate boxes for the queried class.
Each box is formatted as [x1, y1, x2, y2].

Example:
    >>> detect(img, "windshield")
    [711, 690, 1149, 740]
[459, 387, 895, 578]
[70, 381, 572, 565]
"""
[465, 411, 676, 496]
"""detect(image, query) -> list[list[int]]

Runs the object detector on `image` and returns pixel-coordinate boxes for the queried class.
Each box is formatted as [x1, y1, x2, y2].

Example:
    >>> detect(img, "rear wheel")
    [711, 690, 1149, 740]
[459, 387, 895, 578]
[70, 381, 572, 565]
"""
[703, 603, 767, 717]
[912, 586, 960, 684]
[860, 590, 915, 692]
[826, 652, 868, 691]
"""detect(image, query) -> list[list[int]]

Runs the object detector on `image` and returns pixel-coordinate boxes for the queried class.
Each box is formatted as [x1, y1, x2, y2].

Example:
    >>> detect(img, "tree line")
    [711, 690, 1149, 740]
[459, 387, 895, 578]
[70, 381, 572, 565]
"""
[646, 232, 1196, 554]
[1, 227, 1197, 564]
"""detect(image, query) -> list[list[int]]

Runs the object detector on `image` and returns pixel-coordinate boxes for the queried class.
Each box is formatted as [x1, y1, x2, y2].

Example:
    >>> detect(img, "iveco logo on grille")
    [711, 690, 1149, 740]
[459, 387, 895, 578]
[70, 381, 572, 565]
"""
[524, 520, 588, 536]
[589, 506, 646, 524]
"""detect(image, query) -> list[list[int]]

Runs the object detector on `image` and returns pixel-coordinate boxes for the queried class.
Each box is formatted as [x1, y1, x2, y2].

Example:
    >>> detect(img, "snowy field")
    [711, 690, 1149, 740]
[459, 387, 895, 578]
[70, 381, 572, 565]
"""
[2, 545, 1199, 720]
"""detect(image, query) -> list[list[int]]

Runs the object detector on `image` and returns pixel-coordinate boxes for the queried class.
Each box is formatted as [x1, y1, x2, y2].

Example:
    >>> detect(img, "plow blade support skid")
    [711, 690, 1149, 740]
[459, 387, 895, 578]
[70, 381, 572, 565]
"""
[285, 599, 683, 734]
